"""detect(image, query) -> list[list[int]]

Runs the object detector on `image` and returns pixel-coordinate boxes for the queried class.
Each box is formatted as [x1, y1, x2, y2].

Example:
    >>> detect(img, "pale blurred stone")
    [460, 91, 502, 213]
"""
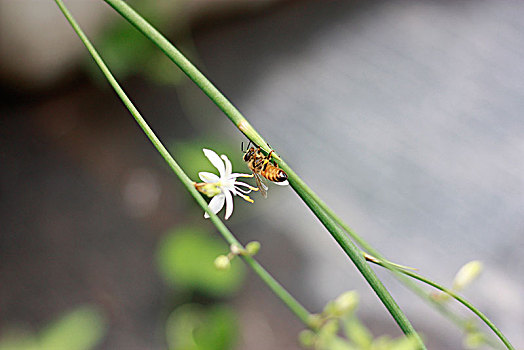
[0, 0, 110, 88]
[0, 0, 276, 89]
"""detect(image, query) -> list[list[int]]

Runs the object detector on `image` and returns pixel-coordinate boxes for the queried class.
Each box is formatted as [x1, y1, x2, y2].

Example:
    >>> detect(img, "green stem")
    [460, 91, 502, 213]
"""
[369, 259, 514, 350]
[288, 176, 424, 347]
[312, 187, 511, 349]
[100, 0, 423, 344]
[103, 0, 269, 152]
[54, 0, 310, 326]
[318, 191, 512, 349]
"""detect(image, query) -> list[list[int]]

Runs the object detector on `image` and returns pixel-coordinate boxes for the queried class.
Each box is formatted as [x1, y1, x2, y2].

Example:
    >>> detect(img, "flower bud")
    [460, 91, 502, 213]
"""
[245, 241, 261, 256]
[322, 301, 337, 316]
[453, 260, 483, 291]
[298, 330, 316, 347]
[334, 291, 359, 316]
[214, 255, 231, 270]
[307, 314, 323, 330]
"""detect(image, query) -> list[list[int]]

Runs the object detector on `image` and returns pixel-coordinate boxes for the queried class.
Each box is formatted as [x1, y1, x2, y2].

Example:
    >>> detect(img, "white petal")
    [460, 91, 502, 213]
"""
[203, 149, 225, 177]
[274, 180, 289, 186]
[199, 172, 220, 183]
[224, 190, 233, 220]
[204, 194, 225, 218]
[221, 155, 232, 176]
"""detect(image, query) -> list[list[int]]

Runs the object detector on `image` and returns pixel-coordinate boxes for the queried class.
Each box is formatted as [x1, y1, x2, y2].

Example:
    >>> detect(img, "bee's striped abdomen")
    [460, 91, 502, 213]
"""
[263, 166, 288, 183]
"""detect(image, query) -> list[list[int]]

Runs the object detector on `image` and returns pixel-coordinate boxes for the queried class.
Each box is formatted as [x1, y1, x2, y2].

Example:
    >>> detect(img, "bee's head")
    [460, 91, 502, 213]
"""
[243, 147, 255, 162]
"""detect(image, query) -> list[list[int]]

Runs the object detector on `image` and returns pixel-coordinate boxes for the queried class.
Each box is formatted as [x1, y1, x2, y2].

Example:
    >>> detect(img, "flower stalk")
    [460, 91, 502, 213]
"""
[100, 0, 423, 344]
[57, 0, 514, 348]
[54, 0, 310, 326]
[368, 258, 514, 350]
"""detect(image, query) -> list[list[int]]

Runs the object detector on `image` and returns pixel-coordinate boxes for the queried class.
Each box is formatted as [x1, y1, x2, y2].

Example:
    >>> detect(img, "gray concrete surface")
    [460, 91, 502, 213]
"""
[196, 0, 524, 347]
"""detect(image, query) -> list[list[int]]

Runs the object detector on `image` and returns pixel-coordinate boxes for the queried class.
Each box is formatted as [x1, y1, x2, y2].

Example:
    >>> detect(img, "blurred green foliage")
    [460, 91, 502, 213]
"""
[156, 225, 246, 298]
[166, 304, 238, 350]
[91, 0, 192, 85]
[156, 224, 246, 350]
[300, 291, 420, 350]
[0, 305, 106, 350]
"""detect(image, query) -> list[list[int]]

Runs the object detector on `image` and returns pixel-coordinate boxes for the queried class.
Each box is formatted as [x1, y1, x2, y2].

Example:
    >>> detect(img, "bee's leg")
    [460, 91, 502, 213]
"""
[267, 150, 279, 166]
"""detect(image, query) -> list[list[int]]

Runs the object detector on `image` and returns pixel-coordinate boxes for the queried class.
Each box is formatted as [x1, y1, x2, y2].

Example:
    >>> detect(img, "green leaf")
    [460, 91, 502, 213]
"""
[39, 305, 106, 350]
[156, 226, 246, 297]
[166, 304, 238, 350]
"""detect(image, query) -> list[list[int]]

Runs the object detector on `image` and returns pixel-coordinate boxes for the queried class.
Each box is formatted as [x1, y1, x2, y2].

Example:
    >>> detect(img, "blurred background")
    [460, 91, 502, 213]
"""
[1, 0, 523, 349]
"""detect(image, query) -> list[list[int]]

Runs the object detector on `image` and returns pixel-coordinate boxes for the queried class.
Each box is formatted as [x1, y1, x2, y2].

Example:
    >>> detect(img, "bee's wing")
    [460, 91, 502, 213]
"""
[254, 173, 268, 198]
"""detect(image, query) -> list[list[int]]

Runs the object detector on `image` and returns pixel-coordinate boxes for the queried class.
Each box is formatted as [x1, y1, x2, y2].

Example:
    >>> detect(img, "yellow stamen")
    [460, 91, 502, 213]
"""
[241, 184, 259, 191]
[239, 193, 254, 203]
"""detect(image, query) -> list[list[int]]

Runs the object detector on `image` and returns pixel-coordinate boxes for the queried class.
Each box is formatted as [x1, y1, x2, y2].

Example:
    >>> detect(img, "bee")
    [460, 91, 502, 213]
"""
[242, 144, 288, 198]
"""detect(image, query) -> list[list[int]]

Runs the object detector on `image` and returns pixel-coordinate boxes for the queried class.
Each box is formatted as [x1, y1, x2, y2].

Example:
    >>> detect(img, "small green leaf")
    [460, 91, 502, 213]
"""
[166, 304, 237, 350]
[156, 226, 245, 297]
[39, 305, 106, 350]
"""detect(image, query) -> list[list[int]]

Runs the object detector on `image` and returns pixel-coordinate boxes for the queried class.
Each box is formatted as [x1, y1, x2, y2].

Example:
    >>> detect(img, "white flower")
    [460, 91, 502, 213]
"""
[196, 148, 257, 220]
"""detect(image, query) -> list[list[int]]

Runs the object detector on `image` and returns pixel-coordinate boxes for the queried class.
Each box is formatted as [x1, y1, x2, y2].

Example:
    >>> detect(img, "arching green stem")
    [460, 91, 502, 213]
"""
[54, 0, 310, 326]
[99, 1, 424, 345]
